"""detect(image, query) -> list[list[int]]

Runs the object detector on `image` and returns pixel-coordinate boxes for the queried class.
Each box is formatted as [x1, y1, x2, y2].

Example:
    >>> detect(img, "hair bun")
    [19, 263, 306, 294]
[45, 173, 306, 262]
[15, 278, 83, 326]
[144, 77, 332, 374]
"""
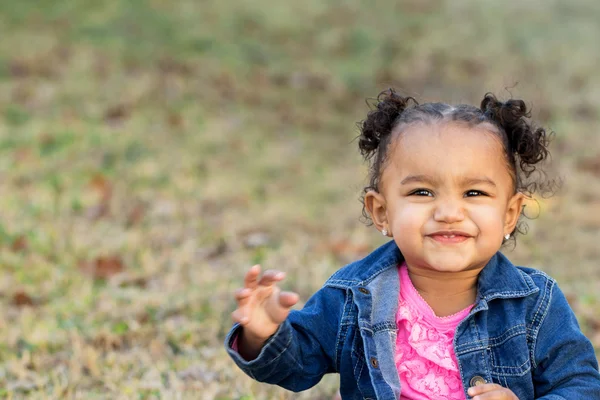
[481, 95, 528, 134]
[358, 88, 417, 159]
[481, 93, 550, 174]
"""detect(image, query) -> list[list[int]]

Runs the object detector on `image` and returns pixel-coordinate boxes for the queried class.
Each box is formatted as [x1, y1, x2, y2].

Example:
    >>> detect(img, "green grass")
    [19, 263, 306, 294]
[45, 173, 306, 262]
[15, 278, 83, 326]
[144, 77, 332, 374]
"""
[0, 0, 599, 398]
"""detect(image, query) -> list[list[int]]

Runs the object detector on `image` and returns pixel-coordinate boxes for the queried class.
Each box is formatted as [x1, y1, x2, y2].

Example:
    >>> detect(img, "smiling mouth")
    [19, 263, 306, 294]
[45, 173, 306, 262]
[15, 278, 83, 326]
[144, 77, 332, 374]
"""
[428, 234, 471, 244]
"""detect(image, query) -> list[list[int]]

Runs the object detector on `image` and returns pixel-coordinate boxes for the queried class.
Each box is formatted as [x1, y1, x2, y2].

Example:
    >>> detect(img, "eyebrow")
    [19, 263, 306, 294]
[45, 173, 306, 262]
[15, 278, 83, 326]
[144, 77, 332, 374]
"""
[400, 174, 438, 185]
[400, 174, 497, 187]
[462, 177, 497, 188]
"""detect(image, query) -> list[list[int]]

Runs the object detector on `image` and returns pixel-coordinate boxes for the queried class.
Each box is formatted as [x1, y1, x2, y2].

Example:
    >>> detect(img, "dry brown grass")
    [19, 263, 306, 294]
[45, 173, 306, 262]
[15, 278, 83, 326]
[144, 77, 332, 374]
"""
[0, 0, 599, 398]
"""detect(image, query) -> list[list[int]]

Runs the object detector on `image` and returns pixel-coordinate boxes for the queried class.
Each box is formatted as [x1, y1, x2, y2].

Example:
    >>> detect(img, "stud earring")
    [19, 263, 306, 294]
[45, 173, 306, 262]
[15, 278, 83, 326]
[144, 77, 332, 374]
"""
[382, 229, 388, 236]
[504, 234, 510, 240]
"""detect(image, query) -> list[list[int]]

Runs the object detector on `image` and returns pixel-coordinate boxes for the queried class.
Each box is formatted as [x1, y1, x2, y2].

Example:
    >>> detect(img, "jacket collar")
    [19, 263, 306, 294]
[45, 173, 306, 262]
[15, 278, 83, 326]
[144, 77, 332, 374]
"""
[329, 240, 539, 300]
[476, 250, 539, 301]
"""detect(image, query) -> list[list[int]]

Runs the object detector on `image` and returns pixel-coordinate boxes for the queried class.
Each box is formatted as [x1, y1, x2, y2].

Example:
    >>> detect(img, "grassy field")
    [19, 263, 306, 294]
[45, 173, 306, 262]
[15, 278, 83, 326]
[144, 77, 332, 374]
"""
[0, 0, 599, 398]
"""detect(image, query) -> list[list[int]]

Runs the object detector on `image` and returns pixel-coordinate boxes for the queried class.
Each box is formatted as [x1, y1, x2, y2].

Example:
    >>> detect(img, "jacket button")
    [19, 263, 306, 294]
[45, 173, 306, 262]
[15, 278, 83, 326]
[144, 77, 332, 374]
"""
[358, 287, 370, 295]
[469, 375, 486, 387]
[370, 357, 379, 368]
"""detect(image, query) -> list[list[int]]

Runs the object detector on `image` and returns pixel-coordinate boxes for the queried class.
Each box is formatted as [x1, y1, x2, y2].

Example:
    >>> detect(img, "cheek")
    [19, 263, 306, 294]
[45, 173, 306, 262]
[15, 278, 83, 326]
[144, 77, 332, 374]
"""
[469, 205, 506, 233]
[390, 204, 428, 232]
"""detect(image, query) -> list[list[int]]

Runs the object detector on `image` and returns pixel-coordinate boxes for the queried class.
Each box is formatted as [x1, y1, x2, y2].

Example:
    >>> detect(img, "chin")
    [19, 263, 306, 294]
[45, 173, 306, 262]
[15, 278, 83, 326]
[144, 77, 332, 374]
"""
[422, 255, 475, 272]
[427, 263, 471, 273]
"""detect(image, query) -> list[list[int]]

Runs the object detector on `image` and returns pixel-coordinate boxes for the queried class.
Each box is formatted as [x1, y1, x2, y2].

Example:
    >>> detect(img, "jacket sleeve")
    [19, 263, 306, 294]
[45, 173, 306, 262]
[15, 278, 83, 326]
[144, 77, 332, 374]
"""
[532, 280, 600, 399]
[224, 285, 345, 392]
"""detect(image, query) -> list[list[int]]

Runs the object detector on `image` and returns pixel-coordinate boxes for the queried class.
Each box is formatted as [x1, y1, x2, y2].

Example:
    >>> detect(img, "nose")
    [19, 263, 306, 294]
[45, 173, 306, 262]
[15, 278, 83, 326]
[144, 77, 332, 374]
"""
[433, 198, 465, 224]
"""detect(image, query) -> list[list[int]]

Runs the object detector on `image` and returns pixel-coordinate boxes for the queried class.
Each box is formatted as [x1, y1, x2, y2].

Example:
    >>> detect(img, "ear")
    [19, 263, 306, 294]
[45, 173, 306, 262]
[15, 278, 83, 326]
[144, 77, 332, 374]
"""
[365, 190, 388, 232]
[504, 192, 526, 235]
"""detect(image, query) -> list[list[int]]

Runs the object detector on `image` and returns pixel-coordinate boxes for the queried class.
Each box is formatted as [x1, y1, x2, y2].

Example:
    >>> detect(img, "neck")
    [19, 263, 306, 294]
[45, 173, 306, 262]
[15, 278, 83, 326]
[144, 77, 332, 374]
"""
[407, 266, 481, 297]
[406, 265, 482, 317]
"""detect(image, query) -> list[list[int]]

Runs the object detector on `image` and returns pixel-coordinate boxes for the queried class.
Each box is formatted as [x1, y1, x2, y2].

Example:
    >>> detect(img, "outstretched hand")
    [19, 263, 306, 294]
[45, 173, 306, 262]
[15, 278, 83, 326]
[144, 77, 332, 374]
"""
[231, 265, 299, 359]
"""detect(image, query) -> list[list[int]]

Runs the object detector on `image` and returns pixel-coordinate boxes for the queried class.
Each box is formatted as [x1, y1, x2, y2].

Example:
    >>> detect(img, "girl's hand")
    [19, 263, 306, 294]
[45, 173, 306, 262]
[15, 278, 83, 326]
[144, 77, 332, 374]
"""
[467, 383, 519, 399]
[231, 264, 299, 359]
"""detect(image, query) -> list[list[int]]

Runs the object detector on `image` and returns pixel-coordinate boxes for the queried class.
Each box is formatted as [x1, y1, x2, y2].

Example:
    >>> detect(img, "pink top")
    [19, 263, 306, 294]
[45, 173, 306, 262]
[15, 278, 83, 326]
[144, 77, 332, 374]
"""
[395, 263, 473, 399]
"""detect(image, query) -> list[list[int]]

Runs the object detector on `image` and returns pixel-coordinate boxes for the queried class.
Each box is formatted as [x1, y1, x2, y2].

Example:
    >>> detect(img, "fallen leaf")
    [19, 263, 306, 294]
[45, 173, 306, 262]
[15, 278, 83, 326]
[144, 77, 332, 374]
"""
[87, 174, 112, 220]
[79, 256, 125, 280]
[167, 112, 183, 128]
[12, 290, 35, 307]
[137, 312, 150, 325]
[104, 104, 130, 125]
[11, 236, 28, 252]
[126, 202, 145, 227]
[89, 174, 113, 201]
[92, 331, 123, 351]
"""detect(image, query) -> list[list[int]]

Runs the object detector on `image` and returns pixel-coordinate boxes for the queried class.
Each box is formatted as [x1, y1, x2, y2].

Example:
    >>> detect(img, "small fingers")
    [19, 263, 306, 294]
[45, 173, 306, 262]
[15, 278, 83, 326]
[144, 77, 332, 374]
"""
[234, 287, 252, 301]
[471, 394, 510, 400]
[279, 291, 299, 308]
[231, 309, 249, 325]
[468, 383, 513, 399]
[244, 264, 261, 289]
[468, 383, 502, 395]
[258, 269, 285, 286]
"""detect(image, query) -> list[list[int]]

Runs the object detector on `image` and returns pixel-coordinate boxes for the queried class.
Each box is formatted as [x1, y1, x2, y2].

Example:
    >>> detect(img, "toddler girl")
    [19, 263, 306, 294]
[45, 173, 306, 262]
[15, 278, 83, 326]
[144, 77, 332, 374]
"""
[225, 89, 600, 399]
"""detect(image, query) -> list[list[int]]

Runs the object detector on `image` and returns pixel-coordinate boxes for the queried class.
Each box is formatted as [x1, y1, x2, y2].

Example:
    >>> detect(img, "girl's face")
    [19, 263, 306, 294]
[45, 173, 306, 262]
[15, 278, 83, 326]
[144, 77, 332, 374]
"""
[366, 123, 525, 273]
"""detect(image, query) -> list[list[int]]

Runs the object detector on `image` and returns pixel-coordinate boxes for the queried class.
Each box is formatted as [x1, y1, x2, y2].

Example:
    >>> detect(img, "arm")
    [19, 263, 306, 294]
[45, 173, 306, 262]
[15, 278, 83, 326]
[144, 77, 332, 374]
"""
[532, 281, 600, 399]
[225, 276, 345, 392]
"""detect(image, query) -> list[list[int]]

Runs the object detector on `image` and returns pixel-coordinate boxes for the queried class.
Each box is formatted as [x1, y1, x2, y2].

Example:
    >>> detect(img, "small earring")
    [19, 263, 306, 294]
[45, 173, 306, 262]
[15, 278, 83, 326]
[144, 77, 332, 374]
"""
[382, 229, 388, 236]
[504, 234, 510, 240]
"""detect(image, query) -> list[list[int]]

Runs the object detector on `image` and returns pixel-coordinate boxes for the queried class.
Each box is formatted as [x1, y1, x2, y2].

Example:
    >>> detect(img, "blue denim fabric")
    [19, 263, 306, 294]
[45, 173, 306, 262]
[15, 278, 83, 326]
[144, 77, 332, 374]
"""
[225, 241, 600, 399]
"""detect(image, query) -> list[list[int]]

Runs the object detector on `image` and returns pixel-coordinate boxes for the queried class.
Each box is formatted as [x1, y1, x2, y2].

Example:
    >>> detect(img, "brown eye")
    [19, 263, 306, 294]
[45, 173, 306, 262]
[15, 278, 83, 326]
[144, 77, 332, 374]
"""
[465, 190, 486, 197]
[411, 189, 433, 197]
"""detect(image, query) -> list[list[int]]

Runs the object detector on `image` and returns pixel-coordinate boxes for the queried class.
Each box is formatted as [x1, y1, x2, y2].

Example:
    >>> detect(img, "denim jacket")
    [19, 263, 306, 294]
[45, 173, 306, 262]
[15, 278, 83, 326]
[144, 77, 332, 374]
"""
[225, 241, 600, 399]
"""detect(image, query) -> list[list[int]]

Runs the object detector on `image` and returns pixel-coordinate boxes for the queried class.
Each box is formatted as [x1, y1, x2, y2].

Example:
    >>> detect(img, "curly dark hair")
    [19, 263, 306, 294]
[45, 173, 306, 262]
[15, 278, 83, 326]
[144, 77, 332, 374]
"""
[357, 88, 558, 243]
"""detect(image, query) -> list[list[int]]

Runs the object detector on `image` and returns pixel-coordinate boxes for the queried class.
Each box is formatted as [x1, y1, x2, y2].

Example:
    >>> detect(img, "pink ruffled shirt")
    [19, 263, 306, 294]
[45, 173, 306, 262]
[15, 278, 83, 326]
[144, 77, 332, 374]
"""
[396, 263, 473, 399]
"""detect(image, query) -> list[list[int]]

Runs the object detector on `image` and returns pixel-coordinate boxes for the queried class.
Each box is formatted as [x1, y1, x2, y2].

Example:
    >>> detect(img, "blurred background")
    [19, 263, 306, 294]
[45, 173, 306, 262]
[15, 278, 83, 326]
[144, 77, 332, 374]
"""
[0, 0, 599, 398]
